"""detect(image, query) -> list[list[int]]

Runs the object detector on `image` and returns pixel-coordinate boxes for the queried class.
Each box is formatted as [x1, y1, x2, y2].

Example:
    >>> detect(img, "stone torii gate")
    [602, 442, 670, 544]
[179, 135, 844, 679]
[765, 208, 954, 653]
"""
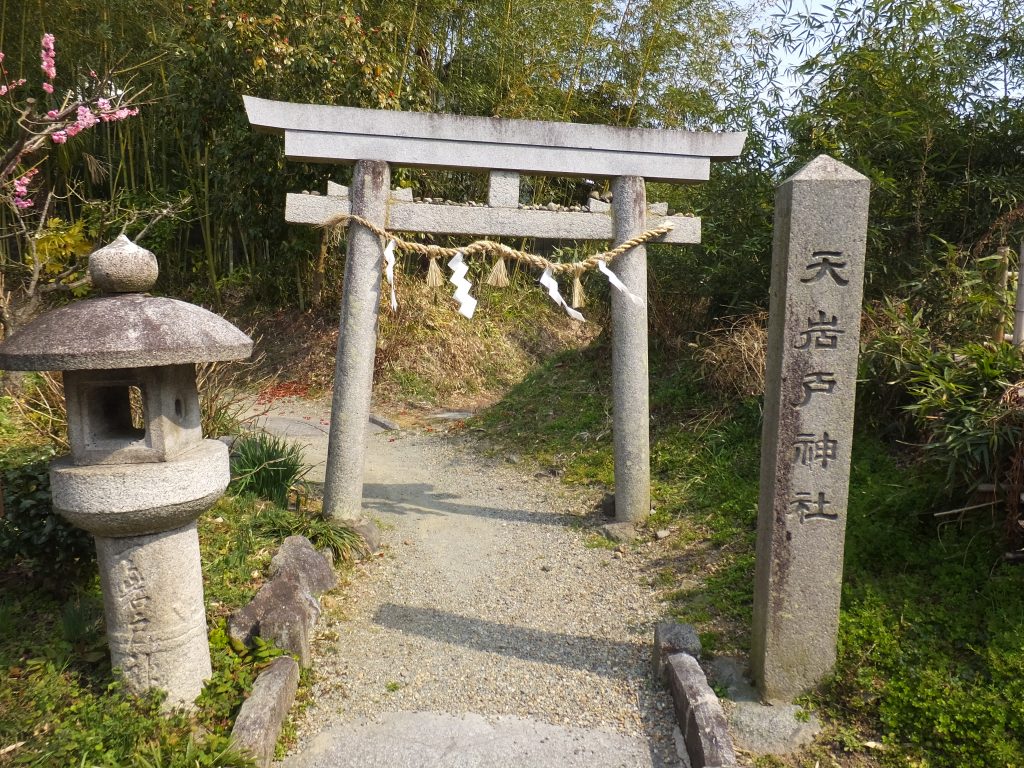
[244, 96, 744, 524]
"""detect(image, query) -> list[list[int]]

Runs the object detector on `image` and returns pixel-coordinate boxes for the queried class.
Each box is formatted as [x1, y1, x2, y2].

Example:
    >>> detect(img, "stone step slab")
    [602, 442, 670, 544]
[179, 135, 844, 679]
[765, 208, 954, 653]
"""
[281, 711, 682, 768]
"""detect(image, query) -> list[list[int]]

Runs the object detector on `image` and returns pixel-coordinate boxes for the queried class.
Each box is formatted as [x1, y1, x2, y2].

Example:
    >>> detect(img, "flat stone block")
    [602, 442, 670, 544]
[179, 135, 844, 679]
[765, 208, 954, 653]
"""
[284, 192, 703, 243]
[666, 654, 737, 768]
[751, 154, 870, 703]
[369, 413, 400, 431]
[727, 701, 821, 756]
[231, 656, 300, 767]
[269, 535, 337, 597]
[599, 521, 635, 544]
[653, 621, 702, 683]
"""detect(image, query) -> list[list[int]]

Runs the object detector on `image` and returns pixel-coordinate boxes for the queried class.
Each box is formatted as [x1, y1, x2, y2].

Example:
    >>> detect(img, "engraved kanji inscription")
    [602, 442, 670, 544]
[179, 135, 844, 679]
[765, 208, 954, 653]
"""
[794, 372, 837, 407]
[793, 432, 838, 468]
[789, 491, 838, 522]
[801, 251, 849, 286]
[796, 311, 844, 350]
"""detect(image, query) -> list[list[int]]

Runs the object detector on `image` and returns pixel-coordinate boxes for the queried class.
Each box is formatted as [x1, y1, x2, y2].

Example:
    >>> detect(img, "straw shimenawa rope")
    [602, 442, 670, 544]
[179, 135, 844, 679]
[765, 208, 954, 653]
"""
[320, 213, 675, 278]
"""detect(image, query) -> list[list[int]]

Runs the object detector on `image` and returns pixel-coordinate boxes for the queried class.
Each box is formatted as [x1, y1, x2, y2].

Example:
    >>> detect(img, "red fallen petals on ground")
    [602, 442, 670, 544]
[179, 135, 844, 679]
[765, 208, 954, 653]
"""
[256, 381, 311, 404]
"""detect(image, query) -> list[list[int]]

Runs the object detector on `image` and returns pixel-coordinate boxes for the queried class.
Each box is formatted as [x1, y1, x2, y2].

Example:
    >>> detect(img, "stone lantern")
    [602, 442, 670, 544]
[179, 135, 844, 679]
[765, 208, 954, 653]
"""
[0, 235, 252, 708]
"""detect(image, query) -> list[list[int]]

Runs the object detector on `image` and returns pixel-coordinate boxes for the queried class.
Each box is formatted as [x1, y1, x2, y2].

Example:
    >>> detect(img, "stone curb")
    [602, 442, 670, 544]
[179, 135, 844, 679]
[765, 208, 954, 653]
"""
[230, 656, 300, 768]
[369, 412, 400, 431]
[652, 621, 702, 684]
[664, 653, 738, 768]
[228, 535, 335, 667]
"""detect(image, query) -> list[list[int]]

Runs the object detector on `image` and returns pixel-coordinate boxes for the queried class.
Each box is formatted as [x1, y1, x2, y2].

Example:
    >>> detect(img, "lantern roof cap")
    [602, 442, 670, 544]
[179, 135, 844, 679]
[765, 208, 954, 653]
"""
[0, 237, 251, 371]
[0, 294, 253, 371]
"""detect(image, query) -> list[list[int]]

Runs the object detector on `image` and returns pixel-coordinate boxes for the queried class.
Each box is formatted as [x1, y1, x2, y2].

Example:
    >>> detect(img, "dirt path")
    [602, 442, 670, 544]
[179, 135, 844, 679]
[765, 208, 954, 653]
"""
[251, 399, 686, 768]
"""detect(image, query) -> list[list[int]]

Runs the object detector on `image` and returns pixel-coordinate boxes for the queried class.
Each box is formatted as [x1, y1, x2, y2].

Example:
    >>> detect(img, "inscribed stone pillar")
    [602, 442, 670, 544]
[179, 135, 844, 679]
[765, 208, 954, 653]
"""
[751, 155, 870, 703]
[323, 160, 390, 521]
[610, 176, 651, 523]
[95, 522, 212, 709]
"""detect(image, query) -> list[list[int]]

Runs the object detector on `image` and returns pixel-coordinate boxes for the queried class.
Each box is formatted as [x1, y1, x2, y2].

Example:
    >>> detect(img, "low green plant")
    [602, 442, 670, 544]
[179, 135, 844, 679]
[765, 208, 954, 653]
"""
[229, 431, 309, 507]
[0, 445, 95, 576]
[901, 341, 1024, 487]
[132, 732, 255, 768]
[196, 621, 286, 733]
[252, 503, 368, 563]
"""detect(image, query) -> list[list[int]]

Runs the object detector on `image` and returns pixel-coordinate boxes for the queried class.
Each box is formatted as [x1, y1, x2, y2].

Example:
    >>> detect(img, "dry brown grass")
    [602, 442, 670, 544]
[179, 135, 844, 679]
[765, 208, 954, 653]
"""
[693, 312, 767, 399]
[252, 271, 598, 410]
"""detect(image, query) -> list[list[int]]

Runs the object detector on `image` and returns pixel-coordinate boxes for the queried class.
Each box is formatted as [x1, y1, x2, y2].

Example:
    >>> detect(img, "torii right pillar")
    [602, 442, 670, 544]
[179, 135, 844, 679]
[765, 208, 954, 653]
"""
[751, 155, 870, 703]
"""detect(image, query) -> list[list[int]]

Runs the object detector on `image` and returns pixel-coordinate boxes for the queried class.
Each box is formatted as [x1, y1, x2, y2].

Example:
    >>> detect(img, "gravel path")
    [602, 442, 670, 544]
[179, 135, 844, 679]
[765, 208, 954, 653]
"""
[259, 401, 684, 767]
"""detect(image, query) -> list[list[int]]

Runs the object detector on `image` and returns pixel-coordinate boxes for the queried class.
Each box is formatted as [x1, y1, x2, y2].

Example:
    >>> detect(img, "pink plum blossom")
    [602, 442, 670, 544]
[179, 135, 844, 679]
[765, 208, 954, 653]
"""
[40, 33, 56, 82]
[12, 168, 38, 209]
[51, 131, 67, 144]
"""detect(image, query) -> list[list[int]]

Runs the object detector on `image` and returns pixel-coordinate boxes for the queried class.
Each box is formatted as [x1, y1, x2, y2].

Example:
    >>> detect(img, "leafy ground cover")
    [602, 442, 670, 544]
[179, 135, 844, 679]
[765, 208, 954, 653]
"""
[478, 339, 1024, 767]
[0, 397, 336, 767]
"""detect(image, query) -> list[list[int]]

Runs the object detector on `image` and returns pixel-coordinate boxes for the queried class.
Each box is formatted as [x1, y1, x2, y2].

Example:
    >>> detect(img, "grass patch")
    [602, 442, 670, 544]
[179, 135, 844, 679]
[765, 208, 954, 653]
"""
[478, 340, 1024, 766]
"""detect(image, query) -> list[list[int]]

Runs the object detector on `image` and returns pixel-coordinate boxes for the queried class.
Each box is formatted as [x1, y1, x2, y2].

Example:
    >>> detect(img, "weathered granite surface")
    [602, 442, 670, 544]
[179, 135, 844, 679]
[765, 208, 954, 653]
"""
[653, 621, 702, 683]
[231, 656, 300, 767]
[96, 522, 212, 708]
[269, 535, 338, 596]
[230, 534, 345, 669]
[666, 653, 737, 768]
[88, 234, 158, 292]
[322, 160, 390, 521]
[610, 175, 651, 523]
[63, 365, 203, 466]
[0, 294, 252, 370]
[49, 439, 229, 536]
[751, 155, 870, 703]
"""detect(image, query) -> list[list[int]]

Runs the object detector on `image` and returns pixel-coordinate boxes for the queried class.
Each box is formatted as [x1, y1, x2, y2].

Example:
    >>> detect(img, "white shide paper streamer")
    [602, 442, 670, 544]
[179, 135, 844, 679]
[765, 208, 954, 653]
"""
[447, 252, 477, 319]
[597, 259, 644, 306]
[539, 268, 585, 321]
[383, 240, 398, 311]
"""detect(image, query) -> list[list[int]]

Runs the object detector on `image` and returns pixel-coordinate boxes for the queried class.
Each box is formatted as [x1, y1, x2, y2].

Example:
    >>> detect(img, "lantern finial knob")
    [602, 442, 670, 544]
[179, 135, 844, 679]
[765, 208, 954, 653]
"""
[88, 235, 158, 293]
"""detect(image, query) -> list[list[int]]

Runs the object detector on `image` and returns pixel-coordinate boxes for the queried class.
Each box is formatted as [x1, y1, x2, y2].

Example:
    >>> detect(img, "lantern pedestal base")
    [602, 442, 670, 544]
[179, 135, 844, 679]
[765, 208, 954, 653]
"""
[96, 521, 212, 709]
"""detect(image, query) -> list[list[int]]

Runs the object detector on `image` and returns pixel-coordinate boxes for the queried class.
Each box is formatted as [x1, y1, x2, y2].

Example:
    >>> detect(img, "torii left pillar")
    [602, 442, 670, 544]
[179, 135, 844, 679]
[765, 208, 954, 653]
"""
[322, 160, 389, 521]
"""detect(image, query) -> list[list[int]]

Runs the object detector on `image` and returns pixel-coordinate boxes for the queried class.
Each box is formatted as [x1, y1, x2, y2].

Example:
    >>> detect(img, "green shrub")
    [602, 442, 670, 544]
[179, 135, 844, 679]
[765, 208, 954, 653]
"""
[229, 431, 309, 507]
[0, 446, 95, 575]
[903, 340, 1024, 488]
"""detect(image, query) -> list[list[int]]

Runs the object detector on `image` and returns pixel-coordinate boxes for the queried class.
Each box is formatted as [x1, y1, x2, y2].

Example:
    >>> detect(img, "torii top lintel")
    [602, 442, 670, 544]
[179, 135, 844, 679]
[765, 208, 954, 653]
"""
[243, 96, 746, 184]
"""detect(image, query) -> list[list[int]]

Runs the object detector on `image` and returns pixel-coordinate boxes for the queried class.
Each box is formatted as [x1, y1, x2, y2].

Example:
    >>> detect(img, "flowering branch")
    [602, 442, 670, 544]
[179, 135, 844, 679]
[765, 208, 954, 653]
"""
[0, 32, 144, 336]
[0, 33, 141, 202]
